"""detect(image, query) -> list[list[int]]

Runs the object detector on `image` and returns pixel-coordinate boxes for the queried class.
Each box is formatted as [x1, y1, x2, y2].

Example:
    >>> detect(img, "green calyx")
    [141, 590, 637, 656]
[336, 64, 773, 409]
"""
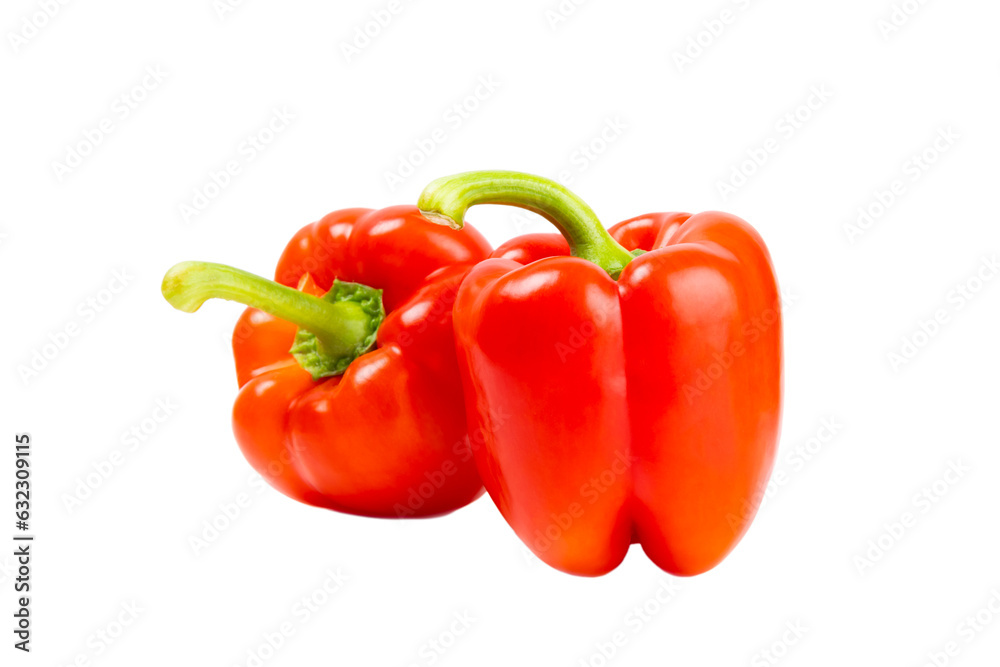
[418, 170, 636, 279]
[161, 261, 384, 380]
[288, 280, 383, 378]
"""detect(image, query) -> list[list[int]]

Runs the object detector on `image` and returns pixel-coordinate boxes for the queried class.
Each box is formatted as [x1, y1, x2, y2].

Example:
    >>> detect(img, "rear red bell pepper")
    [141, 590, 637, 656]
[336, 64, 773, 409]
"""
[162, 205, 491, 518]
[419, 171, 783, 576]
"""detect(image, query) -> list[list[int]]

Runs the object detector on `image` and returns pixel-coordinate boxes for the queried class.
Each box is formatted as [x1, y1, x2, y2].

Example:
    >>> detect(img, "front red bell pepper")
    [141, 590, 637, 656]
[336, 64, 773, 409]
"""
[418, 171, 783, 576]
[162, 205, 491, 518]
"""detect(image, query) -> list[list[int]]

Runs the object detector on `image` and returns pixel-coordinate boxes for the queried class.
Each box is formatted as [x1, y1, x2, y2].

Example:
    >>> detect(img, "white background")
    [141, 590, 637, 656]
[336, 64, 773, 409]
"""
[2, 0, 999, 665]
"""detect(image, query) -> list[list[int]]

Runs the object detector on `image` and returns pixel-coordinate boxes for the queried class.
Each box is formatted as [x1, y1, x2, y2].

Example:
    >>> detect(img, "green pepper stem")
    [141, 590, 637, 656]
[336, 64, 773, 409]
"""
[418, 170, 635, 278]
[162, 261, 380, 369]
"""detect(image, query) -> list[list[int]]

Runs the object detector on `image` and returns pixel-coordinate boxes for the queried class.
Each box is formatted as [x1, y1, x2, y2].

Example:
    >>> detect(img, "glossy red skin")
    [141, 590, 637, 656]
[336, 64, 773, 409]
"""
[232, 206, 491, 518]
[490, 234, 569, 264]
[453, 212, 782, 575]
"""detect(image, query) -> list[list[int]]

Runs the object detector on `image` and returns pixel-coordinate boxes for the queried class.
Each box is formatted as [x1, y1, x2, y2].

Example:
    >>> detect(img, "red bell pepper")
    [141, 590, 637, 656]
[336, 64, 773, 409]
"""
[418, 171, 783, 576]
[162, 205, 491, 518]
